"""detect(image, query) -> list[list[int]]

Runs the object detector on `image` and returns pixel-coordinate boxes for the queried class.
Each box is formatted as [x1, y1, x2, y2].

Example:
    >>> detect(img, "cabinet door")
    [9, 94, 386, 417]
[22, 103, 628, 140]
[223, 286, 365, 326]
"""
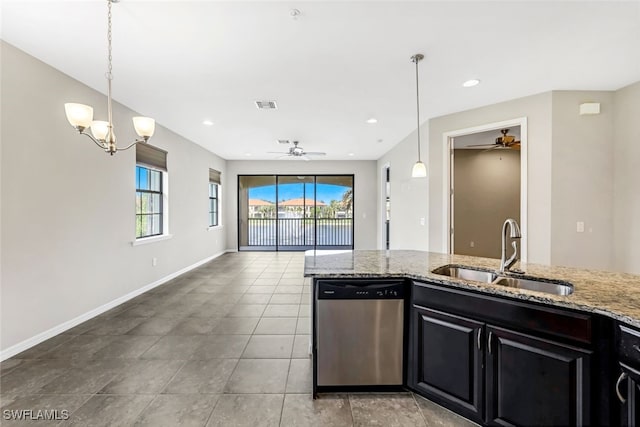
[486, 326, 591, 426]
[410, 305, 484, 422]
[618, 366, 640, 427]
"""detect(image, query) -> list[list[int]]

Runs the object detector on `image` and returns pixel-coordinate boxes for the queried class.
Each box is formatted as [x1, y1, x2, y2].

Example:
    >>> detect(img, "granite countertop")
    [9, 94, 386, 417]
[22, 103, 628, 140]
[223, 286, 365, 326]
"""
[304, 249, 640, 329]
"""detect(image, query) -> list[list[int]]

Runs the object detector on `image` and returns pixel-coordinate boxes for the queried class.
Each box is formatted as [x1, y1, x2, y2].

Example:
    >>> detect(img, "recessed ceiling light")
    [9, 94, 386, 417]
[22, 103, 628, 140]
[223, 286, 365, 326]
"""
[202, 120, 214, 126]
[348, 152, 355, 157]
[245, 152, 252, 157]
[366, 118, 378, 124]
[462, 79, 480, 88]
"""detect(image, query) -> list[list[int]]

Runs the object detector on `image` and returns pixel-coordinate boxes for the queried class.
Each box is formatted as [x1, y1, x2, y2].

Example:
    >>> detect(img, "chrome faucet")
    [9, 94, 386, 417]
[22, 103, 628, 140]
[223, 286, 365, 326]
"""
[500, 218, 521, 273]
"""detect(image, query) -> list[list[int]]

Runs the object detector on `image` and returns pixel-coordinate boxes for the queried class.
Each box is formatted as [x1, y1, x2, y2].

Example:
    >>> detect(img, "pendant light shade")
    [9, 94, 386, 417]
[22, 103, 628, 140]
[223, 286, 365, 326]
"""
[412, 160, 427, 178]
[410, 53, 427, 179]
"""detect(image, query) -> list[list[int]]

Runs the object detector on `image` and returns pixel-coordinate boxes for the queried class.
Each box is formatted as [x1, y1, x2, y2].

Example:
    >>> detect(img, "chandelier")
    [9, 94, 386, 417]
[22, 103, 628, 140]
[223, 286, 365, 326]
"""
[64, 0, 155, 155]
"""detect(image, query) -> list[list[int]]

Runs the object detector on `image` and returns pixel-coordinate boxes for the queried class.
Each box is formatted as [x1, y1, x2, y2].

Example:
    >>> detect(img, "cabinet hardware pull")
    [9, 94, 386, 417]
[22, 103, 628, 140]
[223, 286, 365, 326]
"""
[616, 372, 628, 403]
[488, 331, 493, 354]
[477, 329, 482, 350]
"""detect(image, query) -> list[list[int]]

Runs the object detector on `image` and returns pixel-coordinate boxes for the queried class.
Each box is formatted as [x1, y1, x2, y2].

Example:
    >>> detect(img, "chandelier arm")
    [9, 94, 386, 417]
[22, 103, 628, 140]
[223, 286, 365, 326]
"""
[79, 130, 108, 150]
[116, 139, 145, 152]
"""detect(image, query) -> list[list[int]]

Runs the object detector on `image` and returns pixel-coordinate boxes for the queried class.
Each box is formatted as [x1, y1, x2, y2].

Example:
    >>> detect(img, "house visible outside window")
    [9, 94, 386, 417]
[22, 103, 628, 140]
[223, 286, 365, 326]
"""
[209, 168, 221, 227]
[136, 143, 168, 239]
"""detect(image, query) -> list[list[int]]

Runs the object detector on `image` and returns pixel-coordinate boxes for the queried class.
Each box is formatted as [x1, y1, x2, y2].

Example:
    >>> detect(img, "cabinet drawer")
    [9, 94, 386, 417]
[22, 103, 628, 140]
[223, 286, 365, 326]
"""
[619, 324, 640, 369]
[413, 281, 592, 345]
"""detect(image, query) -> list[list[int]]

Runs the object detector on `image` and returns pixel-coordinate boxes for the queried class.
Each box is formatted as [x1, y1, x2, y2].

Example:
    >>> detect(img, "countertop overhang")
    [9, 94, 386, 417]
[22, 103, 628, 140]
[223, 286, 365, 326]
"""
[304, 250, 640, 329]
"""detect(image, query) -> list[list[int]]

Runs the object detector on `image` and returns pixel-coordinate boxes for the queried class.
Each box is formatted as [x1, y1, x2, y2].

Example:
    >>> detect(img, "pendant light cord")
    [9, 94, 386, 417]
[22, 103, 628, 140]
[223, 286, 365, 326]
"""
[413, 55, 422, 161]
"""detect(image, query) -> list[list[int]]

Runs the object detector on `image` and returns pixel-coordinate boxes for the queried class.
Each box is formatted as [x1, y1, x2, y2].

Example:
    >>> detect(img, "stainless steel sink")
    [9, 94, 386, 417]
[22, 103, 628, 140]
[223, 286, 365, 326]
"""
[432, 264, 574, 296]
[492, 276, 574, 296]
[431, 265, 498, 283]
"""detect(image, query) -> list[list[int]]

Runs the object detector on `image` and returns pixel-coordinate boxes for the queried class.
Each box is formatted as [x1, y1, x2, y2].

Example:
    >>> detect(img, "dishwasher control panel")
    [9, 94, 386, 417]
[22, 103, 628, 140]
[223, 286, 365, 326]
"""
[317, 280, 405, 299]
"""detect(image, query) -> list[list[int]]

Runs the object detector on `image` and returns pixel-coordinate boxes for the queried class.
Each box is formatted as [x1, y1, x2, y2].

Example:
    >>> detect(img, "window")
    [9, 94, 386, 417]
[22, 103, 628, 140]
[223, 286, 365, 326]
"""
[136, 165, 163, 238]
[209, 168, 221, 227]
[135, 143, 168, 240]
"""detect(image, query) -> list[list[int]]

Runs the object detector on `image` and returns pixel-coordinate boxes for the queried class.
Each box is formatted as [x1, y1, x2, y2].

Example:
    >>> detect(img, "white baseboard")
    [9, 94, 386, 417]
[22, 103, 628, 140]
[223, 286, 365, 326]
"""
[0, 250, 232, 361]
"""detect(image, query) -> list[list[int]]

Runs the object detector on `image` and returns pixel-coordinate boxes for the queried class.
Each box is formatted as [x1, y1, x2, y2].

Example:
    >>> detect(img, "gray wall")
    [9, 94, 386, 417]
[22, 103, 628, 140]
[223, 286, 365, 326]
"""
[1, 42, 227, 354]
[376, 127, 429, 250]
[613, 81, 640, 274]
[551, 91, 614, 270]
[381, 86, 639, 272]
[428, 92, 553, 264]
[225, 160, 378, 250]
[453, 149, 520, 258]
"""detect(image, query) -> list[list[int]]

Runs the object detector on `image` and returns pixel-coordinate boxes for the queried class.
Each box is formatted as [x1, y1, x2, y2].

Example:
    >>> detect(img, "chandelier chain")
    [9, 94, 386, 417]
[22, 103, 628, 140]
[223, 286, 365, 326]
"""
[107, 0, 113, 80]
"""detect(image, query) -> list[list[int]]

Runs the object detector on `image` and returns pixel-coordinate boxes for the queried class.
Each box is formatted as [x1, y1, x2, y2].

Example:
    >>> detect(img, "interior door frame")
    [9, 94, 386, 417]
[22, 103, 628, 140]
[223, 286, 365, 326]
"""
[442, 117, 528, 262]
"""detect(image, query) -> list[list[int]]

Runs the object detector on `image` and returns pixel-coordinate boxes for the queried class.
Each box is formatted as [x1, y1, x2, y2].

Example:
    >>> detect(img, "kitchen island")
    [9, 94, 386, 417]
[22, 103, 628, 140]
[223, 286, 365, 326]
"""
[304, 250, 640, 426]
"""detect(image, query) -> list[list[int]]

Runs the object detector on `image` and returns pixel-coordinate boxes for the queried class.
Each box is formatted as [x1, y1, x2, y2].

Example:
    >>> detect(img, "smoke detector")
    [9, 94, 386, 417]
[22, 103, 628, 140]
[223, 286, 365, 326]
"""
[277, 139, 290, 145]
[255, 100, 278, 110]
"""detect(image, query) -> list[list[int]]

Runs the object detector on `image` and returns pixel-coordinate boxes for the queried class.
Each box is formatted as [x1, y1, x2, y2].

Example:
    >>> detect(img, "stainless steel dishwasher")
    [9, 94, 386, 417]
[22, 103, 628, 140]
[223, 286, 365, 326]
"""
[316, 279, 405, 386]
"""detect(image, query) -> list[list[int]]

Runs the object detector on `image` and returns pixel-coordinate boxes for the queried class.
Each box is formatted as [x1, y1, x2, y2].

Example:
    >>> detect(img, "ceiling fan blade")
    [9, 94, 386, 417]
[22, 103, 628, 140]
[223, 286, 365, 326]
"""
[466, 143, 498, 148]
[303, 152, 326, 156]
[276, 154, 290, 159]
[481, 145, 502, 153]
[301, 155, 311, 161]
[267, 151, 286, 154]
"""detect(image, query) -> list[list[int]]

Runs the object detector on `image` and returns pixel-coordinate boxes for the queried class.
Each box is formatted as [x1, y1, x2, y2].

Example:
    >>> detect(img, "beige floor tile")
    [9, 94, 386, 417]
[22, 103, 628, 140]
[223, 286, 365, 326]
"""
[206, 394, 283, 427]
[280, 394, 352, 427]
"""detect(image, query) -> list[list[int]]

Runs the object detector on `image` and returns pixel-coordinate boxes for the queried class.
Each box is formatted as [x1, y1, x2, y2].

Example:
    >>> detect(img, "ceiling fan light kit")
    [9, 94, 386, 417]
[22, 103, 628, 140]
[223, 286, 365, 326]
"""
[410, 53, 427, 178]
[64, 0, 155, 156]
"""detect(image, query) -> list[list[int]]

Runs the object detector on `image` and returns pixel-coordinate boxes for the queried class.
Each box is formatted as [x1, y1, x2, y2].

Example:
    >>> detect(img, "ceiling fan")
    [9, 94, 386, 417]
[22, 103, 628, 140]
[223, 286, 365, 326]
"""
[467, 129, 521, 150]
[268, 141, 327, 161]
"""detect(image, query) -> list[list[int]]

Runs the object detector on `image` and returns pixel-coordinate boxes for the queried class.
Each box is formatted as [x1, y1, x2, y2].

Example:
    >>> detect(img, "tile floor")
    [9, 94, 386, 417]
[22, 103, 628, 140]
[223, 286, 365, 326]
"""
[0, 252, 475, 426]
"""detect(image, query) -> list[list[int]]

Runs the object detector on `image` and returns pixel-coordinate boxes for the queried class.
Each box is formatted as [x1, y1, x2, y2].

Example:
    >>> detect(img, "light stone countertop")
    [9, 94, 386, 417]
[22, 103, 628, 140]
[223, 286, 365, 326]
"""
[304, 249, 640, 329]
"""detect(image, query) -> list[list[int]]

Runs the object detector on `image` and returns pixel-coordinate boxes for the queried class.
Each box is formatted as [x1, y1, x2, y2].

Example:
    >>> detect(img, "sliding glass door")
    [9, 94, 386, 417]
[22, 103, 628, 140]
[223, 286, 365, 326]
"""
[238, 175, 354, 251]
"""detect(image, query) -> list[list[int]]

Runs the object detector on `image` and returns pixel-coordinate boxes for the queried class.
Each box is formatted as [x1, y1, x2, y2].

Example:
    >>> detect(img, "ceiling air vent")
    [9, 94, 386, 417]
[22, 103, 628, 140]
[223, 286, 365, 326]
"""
[277, 139, 290, 145]
[255, 100, 278, 110]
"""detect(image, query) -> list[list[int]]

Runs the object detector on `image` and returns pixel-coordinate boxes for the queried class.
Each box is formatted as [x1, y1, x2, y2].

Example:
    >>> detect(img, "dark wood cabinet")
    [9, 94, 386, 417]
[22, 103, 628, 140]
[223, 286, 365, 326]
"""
[485, 325, 591, 426]
[409, 281, 596, 427]
[617, 366, 640, 427]
[617, 325, 640, 426]
[410, 305, 484, 423]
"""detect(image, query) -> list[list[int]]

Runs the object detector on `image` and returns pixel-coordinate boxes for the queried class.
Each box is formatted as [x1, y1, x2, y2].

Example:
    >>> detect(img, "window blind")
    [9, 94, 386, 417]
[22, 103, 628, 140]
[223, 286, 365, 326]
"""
[136, 143, 167, 171]
[209, 168, 221, 185]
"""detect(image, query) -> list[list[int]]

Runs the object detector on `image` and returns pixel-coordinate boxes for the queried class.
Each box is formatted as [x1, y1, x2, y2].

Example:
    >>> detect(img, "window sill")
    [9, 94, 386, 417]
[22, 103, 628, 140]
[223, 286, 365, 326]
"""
[131, 234, 173, 246]
[208, 225, 224, 231]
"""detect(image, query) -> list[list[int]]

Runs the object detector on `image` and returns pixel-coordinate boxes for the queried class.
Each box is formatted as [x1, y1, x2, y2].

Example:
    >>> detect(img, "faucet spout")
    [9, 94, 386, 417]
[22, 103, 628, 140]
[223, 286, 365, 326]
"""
[500, 218, 521, 273]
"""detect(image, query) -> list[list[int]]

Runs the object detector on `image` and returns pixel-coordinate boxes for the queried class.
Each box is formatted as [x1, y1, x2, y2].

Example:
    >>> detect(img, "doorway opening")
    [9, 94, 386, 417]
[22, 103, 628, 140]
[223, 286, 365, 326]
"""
[237, 174, 354, 251]
[443, 118, 528, 261]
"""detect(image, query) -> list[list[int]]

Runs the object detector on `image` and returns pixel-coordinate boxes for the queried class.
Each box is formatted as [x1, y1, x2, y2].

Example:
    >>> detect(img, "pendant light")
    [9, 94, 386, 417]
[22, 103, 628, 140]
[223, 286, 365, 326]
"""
[64, 0, 155, 156]
[410, 54, 427, 178]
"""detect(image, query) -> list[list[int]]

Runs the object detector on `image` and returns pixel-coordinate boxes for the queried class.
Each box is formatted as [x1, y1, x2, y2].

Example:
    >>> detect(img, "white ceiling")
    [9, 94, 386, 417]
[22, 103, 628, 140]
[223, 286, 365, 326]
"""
[2, 1, 639, 160]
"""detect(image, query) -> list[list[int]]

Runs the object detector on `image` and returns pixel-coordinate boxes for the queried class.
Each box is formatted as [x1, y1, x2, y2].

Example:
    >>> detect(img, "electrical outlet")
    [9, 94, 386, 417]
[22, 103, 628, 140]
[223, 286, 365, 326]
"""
[420, 217, 425, 226]
[576, 222, 585, 233]
[152, 257, 157, 267]
[470, 241, 475, 248]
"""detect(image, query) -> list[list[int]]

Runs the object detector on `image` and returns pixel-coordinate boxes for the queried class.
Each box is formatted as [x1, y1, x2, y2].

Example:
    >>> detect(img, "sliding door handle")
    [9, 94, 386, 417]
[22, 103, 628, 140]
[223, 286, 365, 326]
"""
[487, 331, 493, 354]
[477, 329, 482, 350]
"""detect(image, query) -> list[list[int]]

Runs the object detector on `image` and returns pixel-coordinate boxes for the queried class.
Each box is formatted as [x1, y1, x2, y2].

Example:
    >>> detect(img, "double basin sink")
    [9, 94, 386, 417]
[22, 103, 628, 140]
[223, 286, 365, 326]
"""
[432, 265, 574, 296]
